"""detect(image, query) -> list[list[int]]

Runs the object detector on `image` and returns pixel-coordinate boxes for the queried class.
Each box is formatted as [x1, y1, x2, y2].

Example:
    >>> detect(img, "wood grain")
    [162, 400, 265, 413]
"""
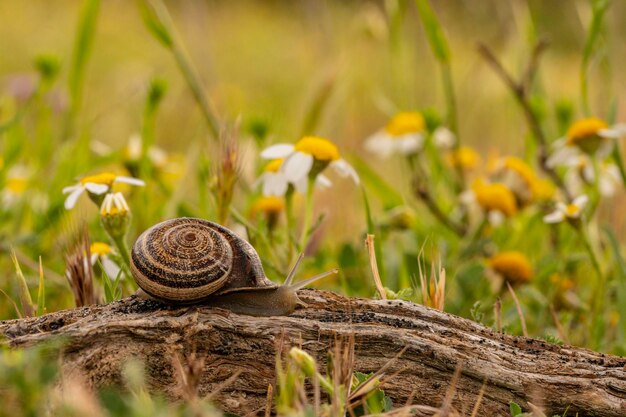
[1, 289, 625, 416]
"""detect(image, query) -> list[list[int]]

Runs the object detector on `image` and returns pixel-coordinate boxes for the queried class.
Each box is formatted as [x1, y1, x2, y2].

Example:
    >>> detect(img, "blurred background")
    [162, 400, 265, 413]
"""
[1, 0, 626, 351]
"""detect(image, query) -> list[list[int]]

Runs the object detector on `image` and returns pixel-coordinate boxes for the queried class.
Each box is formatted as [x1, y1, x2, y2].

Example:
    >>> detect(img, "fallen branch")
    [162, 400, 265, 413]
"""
[1, 290, 625, 416]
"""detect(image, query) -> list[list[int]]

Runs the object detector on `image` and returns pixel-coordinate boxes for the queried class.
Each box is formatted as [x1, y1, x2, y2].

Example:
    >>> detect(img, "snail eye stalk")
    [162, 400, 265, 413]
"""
[284, 253, 304, 286]
[283, 253, 338, 290]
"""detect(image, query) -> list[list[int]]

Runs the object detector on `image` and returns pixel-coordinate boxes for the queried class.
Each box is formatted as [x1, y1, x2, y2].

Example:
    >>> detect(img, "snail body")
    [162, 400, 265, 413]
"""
[130, 217, 334, 316]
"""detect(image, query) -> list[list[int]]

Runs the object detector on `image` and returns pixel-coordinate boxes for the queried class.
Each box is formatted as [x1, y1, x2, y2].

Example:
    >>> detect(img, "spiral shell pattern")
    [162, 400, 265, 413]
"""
[131, 218, 234, 302]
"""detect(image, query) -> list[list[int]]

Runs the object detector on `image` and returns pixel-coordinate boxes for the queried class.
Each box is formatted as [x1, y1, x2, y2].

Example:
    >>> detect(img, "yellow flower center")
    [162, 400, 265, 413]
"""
[80, 172, 117, 187]
[504, 157, 535, 186]
[489, 251, 533, 284]
[472, 180, 517, 216]
[265, 159, 283, 173]
[6, 177, 27, 194]
[384, 112, 425, 136]
[530, 178, 555, 201]
[566, 117, 608, 146]
[294, 136, 340, 161]
[448, 146, 480, 169]
[565, 204, 580, 217]
[90, 242, 112, 256]
[252, 196, 285, 214]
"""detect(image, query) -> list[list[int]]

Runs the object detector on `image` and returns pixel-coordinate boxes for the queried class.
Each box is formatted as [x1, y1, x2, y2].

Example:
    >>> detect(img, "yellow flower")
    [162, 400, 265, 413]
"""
[63, 172, 144, 210]
[447, 146, 481, 169]
[365, 112, 426, 157]
[472, 179, 517, 217]
[489, 251, 533, 284]
[251, 196, 284, 230]
[384, 112, 425, 136]
[498, 156, 554, 204]
[261, 138, 359, 185]
[90, 242, 112, 256]
[566, 117, 608, 146]
[251, 196, 284, 215]
[100, 193, 131, 240]
[294, 136, 340, 161]
[503, 157, 535, 187]
[265, 159, 283, 173]
[89, 242, 121, 279]
[544, 195, 588, 224]
[530, 178, 556, 201]
[558, 117, 625, 155]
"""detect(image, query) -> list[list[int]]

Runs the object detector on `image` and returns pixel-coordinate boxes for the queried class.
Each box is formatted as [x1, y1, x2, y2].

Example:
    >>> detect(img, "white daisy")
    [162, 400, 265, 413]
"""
[89, 242, 122, 279]
[563, 155, 622, 197]
[260, 136, 359, 186]
[543, 195, 589, 224]
[63, 172, 145, 210]
[255, 159, 332, 197]
[364, 111, 425, 157]
[100, 192, 130, 216]
[548, 118, 626, 166]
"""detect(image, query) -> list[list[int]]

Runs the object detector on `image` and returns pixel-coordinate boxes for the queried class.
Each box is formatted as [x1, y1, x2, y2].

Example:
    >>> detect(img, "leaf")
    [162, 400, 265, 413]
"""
[414, 0, 450, 64]
[509, 401, 523, 416]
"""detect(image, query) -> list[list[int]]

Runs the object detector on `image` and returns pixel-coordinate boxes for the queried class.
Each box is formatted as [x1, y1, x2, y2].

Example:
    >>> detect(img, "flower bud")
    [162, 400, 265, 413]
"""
[100, 192, 131, 240]
[289, 347, 316, 377]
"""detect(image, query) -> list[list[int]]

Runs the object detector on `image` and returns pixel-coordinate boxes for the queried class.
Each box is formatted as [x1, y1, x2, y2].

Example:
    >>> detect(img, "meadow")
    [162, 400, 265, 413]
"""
[1, 0, 626, 415]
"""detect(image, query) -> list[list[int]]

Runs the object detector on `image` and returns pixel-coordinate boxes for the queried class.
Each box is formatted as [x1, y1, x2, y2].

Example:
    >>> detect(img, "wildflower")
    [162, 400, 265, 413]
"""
[251, 196, 284, 230]
[433, 126, 456, 149]
[364, 112, 425, 157]
[543, 195, 588, 224]
[565, 117, 625, 154]
[488, 251, 533, 285]
[463, 179, 518, 223]
[261, 136, 359, 185]
[100, 192, 131, 240]
[548, 118, 626, 167]
[89, 242, 121, 279]
[447, 146, 481, 170]
[564, 156, 622, 197]
[63, 172, 145, 210]
[2, 165, 29, 206]
[386, 206, 416, 230]
[492, 157, 547, 205]
[289, 347, 317, 377]
[255, 159, 331, 196]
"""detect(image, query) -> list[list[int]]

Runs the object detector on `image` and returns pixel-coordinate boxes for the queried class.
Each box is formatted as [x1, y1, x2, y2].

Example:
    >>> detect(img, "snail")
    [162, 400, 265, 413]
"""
[130, 217, 337, 316]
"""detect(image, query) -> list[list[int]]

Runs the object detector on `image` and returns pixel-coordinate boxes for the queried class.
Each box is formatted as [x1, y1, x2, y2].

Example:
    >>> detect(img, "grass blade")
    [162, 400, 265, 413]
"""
[11, 249, 35, 318]
[37, 256, 46, 316]
[69, 0, 101, 114]
[137, 0, 220, 138]
[580, 0, 611, 115]
[414, 0, 450, 64]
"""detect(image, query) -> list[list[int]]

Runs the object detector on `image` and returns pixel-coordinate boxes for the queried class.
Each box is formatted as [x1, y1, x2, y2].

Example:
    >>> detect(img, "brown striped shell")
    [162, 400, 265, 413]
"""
[130, 217, 277, 303]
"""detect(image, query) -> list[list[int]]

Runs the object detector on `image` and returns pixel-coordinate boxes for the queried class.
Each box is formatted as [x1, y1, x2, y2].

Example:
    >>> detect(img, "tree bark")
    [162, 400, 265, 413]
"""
[1, 289, 625, 416]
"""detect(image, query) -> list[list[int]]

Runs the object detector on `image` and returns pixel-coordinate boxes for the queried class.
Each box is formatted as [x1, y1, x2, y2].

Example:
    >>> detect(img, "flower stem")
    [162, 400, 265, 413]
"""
[111, 235, 132, 278]
[578, 223, 605, 328]
[299, 177, 315, 252]
[285, 188, 295, 264]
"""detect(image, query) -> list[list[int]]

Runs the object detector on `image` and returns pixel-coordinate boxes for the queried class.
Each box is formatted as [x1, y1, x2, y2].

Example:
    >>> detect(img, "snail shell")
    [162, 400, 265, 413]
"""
[130, 217, 277, 303]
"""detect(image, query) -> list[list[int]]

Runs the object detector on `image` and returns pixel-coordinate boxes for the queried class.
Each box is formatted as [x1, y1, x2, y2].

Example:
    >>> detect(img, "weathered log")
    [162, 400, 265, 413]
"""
[1, 289, 625, 416]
